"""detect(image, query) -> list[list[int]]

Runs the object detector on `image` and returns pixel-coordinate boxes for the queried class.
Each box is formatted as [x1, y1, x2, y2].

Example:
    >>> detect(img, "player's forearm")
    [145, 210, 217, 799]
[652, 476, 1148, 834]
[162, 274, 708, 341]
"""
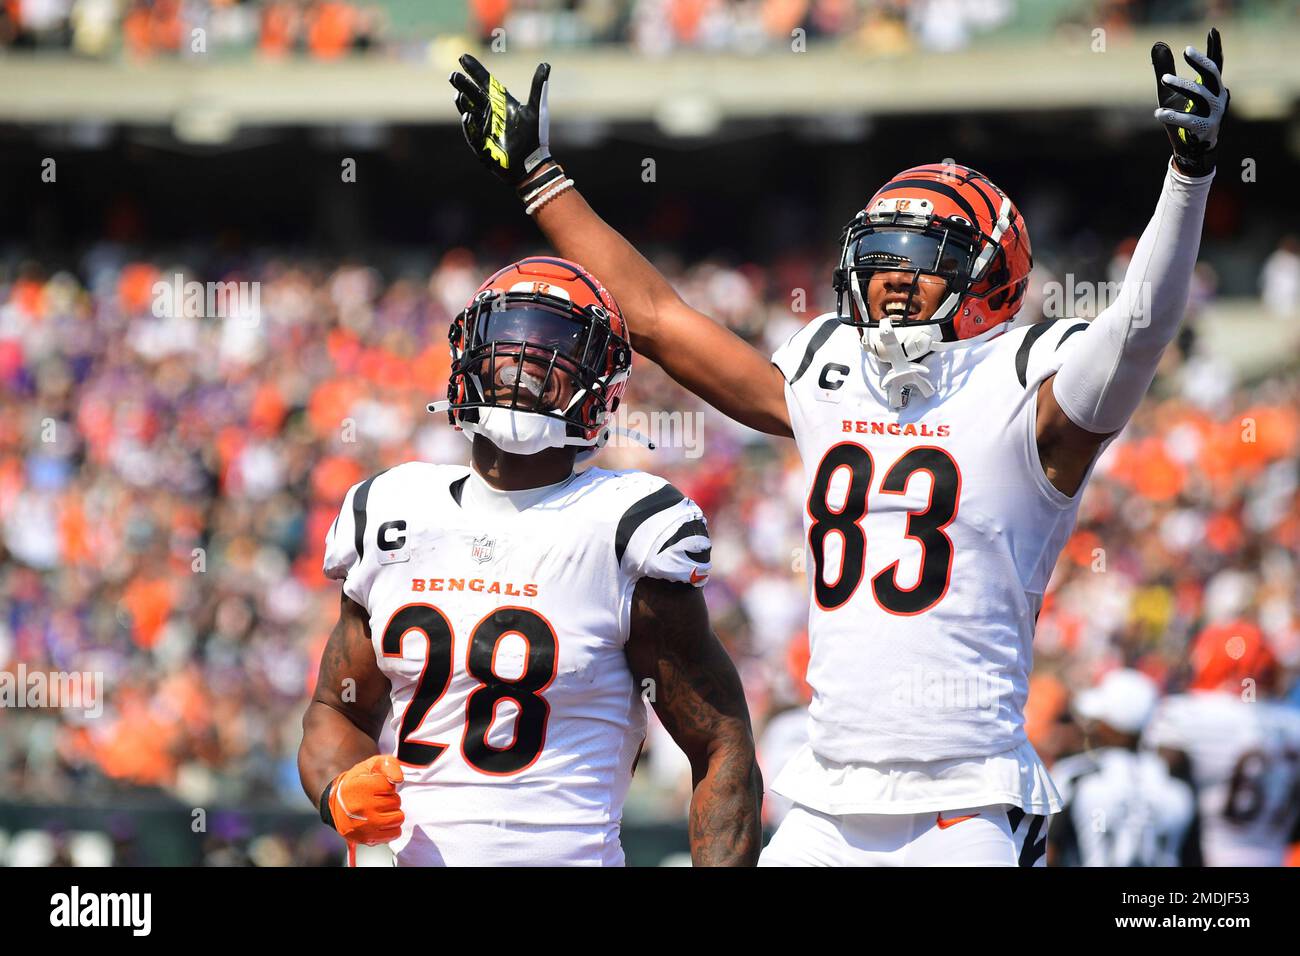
[1052, 161, 1213, 434]
[297, 699, 382, 805]
[532, 175, 792, 435]
[686, 733, 763, 867]
[530, 180, 679, 355]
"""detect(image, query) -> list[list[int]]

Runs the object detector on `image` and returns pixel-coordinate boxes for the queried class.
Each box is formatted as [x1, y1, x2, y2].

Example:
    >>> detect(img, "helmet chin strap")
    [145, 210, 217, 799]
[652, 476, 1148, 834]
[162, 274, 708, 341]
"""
[864, 318, 939, 409]
[856, 270, 962, 409]
[426, 401, 656, 457]
[862, 308, 1007, 410]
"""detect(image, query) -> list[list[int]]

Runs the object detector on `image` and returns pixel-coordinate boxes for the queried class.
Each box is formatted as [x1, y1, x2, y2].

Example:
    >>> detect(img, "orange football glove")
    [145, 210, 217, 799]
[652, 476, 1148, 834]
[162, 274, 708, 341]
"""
[321, 755, 405, 845]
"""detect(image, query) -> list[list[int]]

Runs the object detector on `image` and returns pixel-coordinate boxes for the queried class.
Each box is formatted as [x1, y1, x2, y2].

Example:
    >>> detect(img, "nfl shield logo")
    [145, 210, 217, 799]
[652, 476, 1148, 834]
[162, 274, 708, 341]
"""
[471, 534, 496, 565]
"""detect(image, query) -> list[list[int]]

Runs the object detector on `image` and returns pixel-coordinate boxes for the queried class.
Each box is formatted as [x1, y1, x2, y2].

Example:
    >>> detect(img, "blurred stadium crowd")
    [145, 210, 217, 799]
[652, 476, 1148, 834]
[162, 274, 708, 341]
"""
[0, 222, 1297, 862]
[1, 0, 1289, 58]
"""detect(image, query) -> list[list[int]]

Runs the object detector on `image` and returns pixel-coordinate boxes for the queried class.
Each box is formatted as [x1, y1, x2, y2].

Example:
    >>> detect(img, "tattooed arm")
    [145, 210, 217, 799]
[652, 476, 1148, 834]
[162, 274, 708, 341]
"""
[625, 577, 763, 866]
[298, 591, 392, 807]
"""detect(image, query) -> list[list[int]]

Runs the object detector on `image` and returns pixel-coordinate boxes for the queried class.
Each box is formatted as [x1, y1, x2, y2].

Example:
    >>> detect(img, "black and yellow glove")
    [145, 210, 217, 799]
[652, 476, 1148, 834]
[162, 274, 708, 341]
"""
[1152, 28, 1228, 178]
[450, 54, 552, 188]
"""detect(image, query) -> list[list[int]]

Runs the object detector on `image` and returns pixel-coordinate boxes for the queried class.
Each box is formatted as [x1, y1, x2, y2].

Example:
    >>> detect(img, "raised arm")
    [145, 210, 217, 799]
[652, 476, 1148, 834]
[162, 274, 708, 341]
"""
[298, 591, 404, 845]
[1036, 29, 1228, 496]
[625, 576, 763, 866]
[449, 55, 791, 437]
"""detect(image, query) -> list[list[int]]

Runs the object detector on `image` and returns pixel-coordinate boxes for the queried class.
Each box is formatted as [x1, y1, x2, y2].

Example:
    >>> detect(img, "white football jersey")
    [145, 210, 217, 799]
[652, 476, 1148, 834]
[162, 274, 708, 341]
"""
[769, 314, 1094, 815]
[323, 462, 711, 866]
[1050, 748, 1196, 867]
[1144, 692, 1300, 866]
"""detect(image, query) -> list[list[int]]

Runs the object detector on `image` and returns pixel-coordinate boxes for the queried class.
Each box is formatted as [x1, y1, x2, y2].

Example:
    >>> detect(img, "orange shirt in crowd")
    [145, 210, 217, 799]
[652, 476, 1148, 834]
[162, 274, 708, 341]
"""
[117, 262, 160, 315]
[305, 1, 355, 60]
[471, 0, 509, 35]
[120, 575, 174, 650]
[259, 1, 298, 58]
[1024, 672, 1068, 753]
[94, 690, 179, 786]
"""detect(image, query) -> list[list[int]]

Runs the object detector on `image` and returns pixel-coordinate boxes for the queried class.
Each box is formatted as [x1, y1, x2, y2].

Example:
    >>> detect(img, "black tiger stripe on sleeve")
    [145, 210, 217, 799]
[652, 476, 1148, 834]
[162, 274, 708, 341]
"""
[1014, 320, 1060, 388]
[615, 484, 685, 564]
[657, 517, 711, 563]
[787, 318, 841, 385]
[1015, 319, 1091, 388]
[1056, 321, 1089, 350]
[351, 469, 390, 562]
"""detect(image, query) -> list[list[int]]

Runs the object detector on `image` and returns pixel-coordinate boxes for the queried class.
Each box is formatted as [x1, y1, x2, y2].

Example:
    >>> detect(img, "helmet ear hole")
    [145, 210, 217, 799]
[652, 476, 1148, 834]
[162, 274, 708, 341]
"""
[987, 254, 1009, 288]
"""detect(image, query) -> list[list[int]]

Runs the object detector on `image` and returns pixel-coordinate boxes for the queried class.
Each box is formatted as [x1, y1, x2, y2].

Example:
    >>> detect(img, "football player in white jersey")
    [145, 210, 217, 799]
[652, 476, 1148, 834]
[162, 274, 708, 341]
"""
[298, 257, 762, 866]
[1144, 624, 1300, 866]
[450, 30, 1230, 865]
[1048, 670, 1198, 867]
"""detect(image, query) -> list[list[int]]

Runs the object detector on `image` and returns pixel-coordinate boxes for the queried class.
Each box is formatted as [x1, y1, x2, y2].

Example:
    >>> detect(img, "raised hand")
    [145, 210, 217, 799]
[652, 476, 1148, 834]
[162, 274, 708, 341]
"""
[450, 54, 552, 186]
[1152, 28, 1228, 177]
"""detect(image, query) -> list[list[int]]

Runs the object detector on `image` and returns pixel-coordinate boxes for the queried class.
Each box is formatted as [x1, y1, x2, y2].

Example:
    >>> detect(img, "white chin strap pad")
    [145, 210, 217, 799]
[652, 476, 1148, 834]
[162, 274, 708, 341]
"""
[428, 400, 613, 456]
[864, 318, 939, 409]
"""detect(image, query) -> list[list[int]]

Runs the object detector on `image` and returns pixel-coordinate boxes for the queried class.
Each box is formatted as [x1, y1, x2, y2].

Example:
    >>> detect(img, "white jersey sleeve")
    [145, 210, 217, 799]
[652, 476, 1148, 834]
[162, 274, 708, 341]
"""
[1013, 317, 1092, 392]
[771, 316, 842, 385]
[614, 479, 712, 588]
[322, 471, 387, 605]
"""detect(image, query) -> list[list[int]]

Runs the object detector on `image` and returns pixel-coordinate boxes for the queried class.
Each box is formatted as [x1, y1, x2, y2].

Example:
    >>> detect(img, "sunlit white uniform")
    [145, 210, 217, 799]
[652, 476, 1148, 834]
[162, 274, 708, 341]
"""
[760, 316, 1092, 864]
[1049, 747, 1196, 867]
[1143, 692, 1300, 866]
[760, 802, 1048, 867]
[324, 462, 710, 866]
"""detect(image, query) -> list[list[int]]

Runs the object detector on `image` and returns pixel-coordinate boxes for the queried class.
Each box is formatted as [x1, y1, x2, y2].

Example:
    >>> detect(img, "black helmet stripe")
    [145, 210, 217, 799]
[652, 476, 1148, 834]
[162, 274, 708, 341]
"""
[885, 171, 1020, 258]
[912, 162, 976, 180]
[959, 175, 1002, 226]
[522, 256, 607, 305]
[877, 179, 980, 224]
[960, 172, 1025, 244]
[905, 165, 1006, 230]
[961, 175, 1020, 262]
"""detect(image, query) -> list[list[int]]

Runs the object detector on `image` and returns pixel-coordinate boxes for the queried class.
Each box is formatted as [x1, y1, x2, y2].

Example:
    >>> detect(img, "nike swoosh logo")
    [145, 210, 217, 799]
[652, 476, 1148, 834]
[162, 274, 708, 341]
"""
[935, 812, 980, 830]
[689, 568, 709, 585]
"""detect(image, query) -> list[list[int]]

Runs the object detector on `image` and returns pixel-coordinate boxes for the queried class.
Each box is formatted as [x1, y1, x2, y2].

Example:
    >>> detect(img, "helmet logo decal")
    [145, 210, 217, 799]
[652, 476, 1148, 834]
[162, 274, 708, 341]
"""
[507, 279, 570, 302]
[871, 196, 933, 217]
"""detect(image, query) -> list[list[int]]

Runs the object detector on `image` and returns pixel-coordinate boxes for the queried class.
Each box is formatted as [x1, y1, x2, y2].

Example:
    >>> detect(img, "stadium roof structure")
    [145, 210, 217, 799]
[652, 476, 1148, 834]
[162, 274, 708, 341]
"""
[0, 27, 1294, 142]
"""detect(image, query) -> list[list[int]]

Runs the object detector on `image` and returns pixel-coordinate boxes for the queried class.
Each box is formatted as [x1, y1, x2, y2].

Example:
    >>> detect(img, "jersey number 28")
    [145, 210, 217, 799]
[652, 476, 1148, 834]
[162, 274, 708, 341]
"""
[381, 604, 557, 775]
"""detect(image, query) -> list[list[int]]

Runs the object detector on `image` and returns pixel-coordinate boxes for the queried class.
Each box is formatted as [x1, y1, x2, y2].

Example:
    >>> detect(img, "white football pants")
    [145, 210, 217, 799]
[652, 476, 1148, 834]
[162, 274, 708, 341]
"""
[759, 802, 1049, 867]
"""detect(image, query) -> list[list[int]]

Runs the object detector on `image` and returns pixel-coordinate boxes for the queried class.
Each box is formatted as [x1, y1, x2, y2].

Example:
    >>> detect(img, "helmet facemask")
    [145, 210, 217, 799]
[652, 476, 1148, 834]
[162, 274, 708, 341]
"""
[435, 290, 631, 452]
[834, 201, 988, 339]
